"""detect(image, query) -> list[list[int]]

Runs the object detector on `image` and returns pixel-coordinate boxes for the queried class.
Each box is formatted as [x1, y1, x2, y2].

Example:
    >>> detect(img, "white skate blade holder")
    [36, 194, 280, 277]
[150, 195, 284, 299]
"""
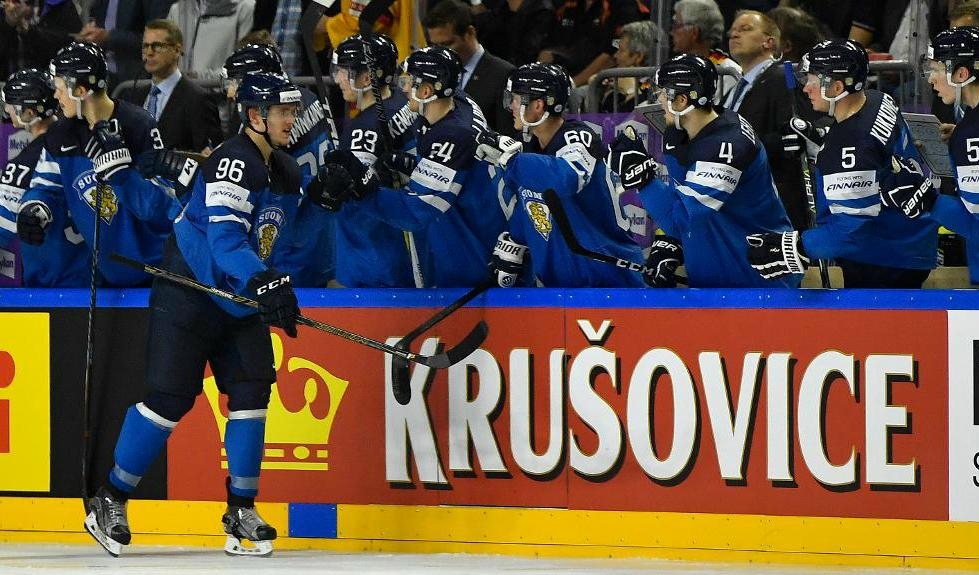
[84, 510, 123, 557]
[225, 534, 273, 557]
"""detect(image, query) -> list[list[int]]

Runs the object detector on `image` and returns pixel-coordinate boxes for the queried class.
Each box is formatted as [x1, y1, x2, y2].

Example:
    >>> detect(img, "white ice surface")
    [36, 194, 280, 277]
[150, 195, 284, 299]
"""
[0, 544, 964, 575]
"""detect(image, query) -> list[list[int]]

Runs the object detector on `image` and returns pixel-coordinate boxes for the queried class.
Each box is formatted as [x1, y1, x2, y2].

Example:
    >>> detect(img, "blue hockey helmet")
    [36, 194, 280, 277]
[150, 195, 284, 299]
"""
[400, 45, 462, 98]
[222, 43, 284, 81]
[2, 68, 58, 123]
[236, 71, 303, 125]
[504, 62, 573, 115]
[800, 39, 869, 93]
[653, 53, 717, 108]
[333, 33, 399, 86]
[49, 41, 108, 92]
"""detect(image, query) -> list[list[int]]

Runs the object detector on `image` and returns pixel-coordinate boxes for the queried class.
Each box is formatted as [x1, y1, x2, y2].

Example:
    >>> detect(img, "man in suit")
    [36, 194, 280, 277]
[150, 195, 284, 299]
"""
[725, 10, 815, 232]
[122, 19, 223, 153]
[424, 0, 516, 137]
[77, 0, 173, 87]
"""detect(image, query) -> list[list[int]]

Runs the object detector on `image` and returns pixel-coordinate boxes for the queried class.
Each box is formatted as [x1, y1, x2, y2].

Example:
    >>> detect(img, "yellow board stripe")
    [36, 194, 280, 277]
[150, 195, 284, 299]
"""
[2, 498, 979, 570]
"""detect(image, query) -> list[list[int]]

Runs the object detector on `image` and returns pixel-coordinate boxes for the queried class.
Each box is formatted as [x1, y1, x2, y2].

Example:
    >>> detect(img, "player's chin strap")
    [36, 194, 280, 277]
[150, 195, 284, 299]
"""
[948, 70, 976, 120]
[819, 82, 850, 117]
[517, 98, 549, 143]
[65, 78, 92, 120]
[409, 85, 438, 117]
[667, 99, 695, 130]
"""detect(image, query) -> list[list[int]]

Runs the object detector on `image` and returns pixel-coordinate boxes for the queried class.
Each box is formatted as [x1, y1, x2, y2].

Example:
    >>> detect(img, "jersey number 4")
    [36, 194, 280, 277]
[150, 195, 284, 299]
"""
[719, 142, 734, 164]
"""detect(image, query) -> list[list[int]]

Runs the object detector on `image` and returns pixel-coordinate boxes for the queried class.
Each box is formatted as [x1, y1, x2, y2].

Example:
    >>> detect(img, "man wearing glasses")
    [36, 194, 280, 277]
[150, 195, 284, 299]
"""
[122, 19, 222, 153]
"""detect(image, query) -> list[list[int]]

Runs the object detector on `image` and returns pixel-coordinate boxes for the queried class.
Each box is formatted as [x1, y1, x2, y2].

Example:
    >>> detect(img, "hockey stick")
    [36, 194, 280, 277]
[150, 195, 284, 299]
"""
[783, 62, 830, 288]
[389, 278, 494, 405]
[299, 0, 341, 150]
[81, 179, 107, 512]
[111, 254, 487, 369]
[542, 189, 688, 286]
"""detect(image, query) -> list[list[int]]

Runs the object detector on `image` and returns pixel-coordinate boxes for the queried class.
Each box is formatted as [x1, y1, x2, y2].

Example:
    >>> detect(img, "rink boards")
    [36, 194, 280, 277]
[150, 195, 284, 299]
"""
[0, 287, 979, 569]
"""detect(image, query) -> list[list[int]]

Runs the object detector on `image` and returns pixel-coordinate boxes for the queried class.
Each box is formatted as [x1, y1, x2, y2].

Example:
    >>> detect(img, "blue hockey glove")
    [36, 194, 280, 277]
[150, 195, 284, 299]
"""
[644, 236, 683, 288]
[16, 200, 52, 246]
[247, 270, 299, 338]
[489, 231, 527, 287]
[84, 120, 132, 180]
[475, 130, 522, 168]
[606, 126, 658, 189]
[746, 231, 809, 279]
[880, 156, 936, 219]
[136, 149, 199, 198]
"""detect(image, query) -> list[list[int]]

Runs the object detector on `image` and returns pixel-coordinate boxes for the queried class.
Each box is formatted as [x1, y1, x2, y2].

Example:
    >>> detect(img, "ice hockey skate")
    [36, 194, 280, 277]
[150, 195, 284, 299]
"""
[84, 486, 131, 557]
[222, 505, 277, 557]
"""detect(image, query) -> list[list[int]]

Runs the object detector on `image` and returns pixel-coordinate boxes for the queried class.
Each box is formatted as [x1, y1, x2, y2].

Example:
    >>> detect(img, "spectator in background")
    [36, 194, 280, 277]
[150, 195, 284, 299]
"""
[599, 20, 662, 112]
[935, 0, 979, 135]
[120, 19, 223, 153]
[167, 0, 255, 79]
[726, 9, 816, 232]
[767, 6, 827, 62]
[325, 0, 425, 60]
[538, 0, 647, 87]
[251, 0, 329, 78]
[77, 0, 172, 88]
[671, 0, 741, 103]
[776, 0, 853, 40]
[0, 0, 81, 79]
[425, 0, 516, 136]
[476, 0, 554, 67]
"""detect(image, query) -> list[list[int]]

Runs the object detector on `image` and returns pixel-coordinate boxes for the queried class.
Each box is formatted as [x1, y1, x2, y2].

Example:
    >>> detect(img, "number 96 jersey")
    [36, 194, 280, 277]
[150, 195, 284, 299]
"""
[175, 134, 302, 316]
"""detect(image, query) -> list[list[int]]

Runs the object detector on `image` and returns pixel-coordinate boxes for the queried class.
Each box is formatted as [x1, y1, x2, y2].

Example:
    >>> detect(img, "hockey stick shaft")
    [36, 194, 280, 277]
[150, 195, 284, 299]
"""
[783, 62, 831, 288]
[299, 0, 341, 149]
[110, 254, 482, 369]
[542, 189, 688, 286]
[81, 180, 107, 510]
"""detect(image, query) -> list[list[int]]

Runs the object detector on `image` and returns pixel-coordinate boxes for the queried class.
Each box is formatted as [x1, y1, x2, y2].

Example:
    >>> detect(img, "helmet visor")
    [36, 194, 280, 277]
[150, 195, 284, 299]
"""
[919, 54, 945, 80]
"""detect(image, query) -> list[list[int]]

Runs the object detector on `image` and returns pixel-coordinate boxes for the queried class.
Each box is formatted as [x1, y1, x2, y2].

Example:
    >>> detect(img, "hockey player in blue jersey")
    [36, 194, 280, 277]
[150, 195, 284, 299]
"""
[0, 68, 90, 286]
[475, 62, 645, 287]
[606, 53, 799, 288]
[30, 41, 175, 287]
[747, 39, 938, 287]
[882, 27, 979, 285]
[330, 45, 506, 287]
[319, 33, 416, 287]
[85, 72, 304, 558]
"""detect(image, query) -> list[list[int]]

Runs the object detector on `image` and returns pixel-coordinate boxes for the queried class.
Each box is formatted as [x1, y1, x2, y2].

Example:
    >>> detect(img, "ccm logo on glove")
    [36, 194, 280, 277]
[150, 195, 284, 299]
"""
[255, 275, 292, 295]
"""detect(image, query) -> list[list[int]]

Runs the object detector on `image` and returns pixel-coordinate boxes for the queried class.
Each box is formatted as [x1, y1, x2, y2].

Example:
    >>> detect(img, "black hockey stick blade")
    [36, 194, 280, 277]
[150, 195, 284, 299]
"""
[542, 189, 688, 285]
[390, 281, 493, 404]
[110, 253, 480, 368]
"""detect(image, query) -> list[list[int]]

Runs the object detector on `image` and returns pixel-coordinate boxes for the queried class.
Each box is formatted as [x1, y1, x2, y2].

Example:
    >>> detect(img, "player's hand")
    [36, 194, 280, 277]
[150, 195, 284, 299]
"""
[323, 149, 379, 200]
[475, 130, 522, 168]
[939, 122, 955, 143]
[606, 126, 657, 189]
[247, 270, 299, 338]
[380, 150, 417, 181]
[16, 200, 52, 246]
[782, 117, 827, 151]
[488, 231, 527, 287]
[880, 155, 936, 219]
[308, 162, 355, 212]
[643, 236, 683, 288]
[84, 120, 132, 180]
[136, 149, 198, 198]
[746, 231, 809, 279]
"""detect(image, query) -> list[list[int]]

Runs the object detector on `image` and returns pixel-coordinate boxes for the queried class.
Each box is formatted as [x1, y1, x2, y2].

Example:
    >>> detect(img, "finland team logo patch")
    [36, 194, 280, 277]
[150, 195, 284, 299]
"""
[256, 207, 285, 261]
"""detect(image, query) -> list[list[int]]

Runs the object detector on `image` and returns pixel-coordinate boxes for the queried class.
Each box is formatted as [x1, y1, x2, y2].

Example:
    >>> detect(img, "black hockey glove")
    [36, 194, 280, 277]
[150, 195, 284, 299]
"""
[746, 231, 810, 280]
[643, 236, 684, 288]
[84, 120, 132, 180]
[247, 270, 299, 338]
[475, 130, 522, 168]
[488, 231, 528, 287]
[781, 117, 827, 158]
[323, 149, 379, 199]
[880, 155, 936, 219]
[308, 162, 356, 212]
[380, 150, 418, 182]
[136, 149, 199, 198]
[16, 200, 52, 246]
[607, 126, 658, 189]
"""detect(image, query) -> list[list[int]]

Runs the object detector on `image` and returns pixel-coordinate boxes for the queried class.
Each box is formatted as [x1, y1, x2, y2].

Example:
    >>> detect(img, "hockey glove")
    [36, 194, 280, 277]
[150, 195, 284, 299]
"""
[607, 126, 658, 189]
[781, 117, 827, 158]
[475, 130, 522, 168]
[880, 155, 936, 219]
[136, 149, 199, 198]
[323, 149, 379, 200]
[308, 162, 356, 212]
[247, 270, 299, 338]
[16, 200, 52, 246]
[643, 236, 684, 288]
[489, 231, 528, 287]
[84, 120, 132, 180]
[746, 231, 810, 279]
[380, 150, 418, 182]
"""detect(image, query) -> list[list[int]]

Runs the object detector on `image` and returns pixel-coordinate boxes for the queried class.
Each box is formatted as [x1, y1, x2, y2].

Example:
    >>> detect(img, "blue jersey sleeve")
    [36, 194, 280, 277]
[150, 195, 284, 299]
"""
[0, 151, 36, 245]
[202, 153, 268, 285]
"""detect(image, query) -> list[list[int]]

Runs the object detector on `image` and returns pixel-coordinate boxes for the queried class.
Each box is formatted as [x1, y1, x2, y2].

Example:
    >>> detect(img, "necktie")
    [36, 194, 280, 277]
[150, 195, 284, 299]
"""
[728, 77, 749, 110]
[146, 85, 161, 120]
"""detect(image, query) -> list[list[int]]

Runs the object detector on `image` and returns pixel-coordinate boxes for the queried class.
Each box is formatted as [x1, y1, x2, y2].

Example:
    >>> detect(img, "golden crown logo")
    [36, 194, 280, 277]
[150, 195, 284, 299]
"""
[203, 333, 349, 471]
